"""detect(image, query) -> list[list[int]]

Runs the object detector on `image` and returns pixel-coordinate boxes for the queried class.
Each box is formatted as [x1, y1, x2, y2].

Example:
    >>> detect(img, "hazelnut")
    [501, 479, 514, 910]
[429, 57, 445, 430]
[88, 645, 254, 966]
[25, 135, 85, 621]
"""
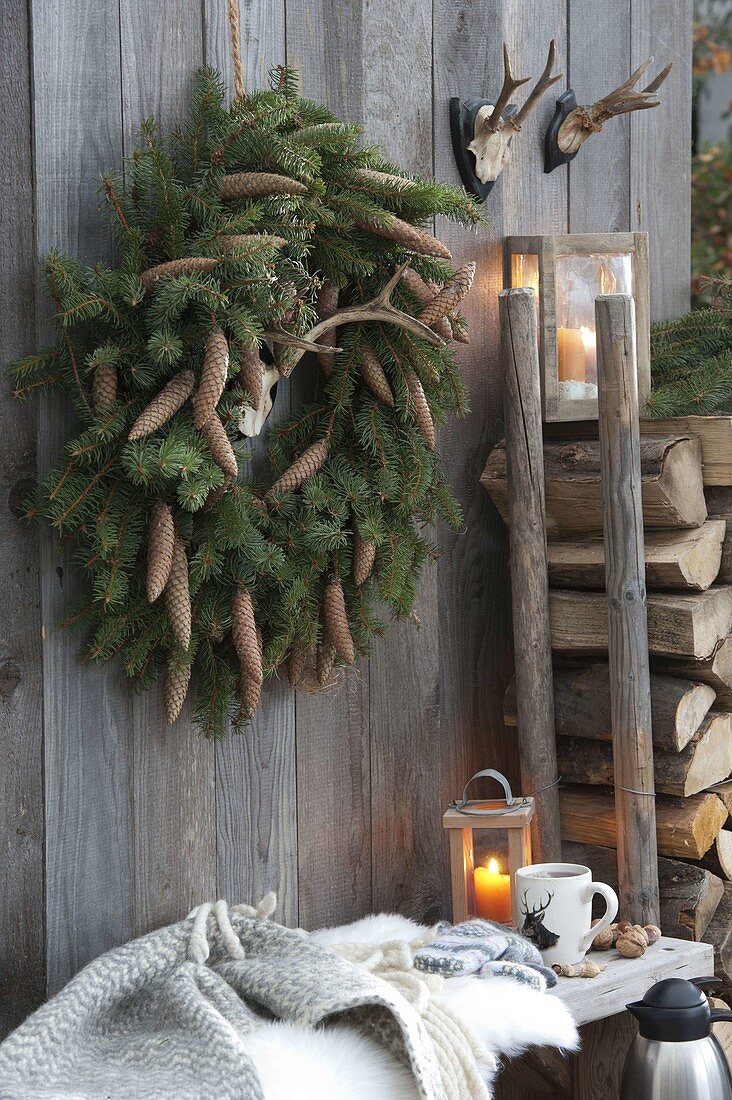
[644, 924, 662, 945]
[617, 928, 647, 958]
[591, 926, 614, 950]
[551, 964, 562, 975]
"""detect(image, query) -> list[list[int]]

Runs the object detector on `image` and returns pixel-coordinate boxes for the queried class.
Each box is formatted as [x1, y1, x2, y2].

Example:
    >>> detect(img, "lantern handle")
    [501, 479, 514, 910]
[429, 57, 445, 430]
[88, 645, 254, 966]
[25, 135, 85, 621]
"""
[451, 769, 531, 816]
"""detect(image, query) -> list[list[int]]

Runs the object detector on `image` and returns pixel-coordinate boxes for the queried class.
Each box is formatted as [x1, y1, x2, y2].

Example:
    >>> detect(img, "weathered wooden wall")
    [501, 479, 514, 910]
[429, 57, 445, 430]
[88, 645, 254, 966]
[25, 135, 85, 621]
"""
[1, 0, 692, 1031]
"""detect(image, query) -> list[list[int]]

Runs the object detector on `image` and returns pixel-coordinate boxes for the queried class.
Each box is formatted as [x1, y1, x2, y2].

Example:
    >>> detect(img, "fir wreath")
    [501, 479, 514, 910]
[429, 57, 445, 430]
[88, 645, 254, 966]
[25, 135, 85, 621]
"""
[12, 66, 481, 735]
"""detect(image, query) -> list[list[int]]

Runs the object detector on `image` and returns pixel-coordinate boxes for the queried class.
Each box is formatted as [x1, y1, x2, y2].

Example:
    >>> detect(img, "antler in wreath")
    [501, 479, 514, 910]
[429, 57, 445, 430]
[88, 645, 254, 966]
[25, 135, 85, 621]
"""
[263, 261, 444, 378]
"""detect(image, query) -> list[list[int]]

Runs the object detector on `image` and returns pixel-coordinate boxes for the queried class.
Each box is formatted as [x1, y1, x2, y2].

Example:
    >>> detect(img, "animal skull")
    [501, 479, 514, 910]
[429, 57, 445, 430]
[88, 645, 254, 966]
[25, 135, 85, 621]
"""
[468, 41, 562, 185]
[236, 365, 280, 437]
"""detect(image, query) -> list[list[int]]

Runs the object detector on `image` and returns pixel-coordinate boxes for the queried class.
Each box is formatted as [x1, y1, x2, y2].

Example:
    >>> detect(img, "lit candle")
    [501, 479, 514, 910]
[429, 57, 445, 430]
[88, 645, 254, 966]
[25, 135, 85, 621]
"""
[473, 857, 512, 923]
[557, 327, 586, 383]
[579, 325, 597, 379]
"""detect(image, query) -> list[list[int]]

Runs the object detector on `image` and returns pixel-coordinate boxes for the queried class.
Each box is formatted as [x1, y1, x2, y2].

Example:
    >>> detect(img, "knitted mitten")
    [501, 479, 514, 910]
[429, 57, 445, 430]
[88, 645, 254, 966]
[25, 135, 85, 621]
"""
[413, 919, 557, 988]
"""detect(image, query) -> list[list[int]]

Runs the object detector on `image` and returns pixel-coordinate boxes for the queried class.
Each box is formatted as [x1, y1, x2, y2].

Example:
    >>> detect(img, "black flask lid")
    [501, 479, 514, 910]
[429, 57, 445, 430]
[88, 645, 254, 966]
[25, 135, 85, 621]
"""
[627, 977, 714, 1042]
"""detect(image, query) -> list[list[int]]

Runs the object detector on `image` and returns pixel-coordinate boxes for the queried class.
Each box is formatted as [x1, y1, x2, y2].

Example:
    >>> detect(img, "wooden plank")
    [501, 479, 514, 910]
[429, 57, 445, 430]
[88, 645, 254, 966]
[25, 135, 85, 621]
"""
[558, 712, 732, 797]
[709, 781, 732, 818]
[505, 665, 715, 752]
[564, 840, 724, 941]
[560, 785, 727, 859]
[118, 1, 217, 936]
[500, 288, 561, 862]
[285, 1, 377, 930]
[432, 0, 517, 922]
[548, 521, 725, 592]
[32, 0, 134, 995]
[567, 0, 631, 235]
[641, 417, 732, 486]
[204, 0, 297, 927]
[550, 586, 732, 660]
[482, 434, 706, 536]
[551, 937, 713, 1025]
[0, 0, 44, 1036]
[595, 294, 658, 923]
[630, 0, 693, 322]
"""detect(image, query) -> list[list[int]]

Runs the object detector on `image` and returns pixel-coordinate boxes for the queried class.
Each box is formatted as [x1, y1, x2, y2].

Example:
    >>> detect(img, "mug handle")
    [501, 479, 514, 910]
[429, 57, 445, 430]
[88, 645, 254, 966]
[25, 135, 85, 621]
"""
[579, 882, 619, 954]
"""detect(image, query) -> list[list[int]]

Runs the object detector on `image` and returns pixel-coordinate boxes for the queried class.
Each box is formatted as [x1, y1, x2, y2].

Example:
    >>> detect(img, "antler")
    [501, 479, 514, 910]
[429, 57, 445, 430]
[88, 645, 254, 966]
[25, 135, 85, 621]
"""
[557, 58, 672, 155]
[509, 40, 563, 130]
[483, 44, 531, 135]
[264, 262, 444, 378]
[469, 41, 563, 184]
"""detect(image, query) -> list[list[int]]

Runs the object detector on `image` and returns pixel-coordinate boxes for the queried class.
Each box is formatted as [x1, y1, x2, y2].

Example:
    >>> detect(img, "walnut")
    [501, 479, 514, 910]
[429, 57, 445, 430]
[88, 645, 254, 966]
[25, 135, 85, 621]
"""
[617, 927, 647, 958]
[631, 924, 650, 945]
[591, 926, 614, 950]
[644, 924, 662, 945]
[616, 919, 632, 934]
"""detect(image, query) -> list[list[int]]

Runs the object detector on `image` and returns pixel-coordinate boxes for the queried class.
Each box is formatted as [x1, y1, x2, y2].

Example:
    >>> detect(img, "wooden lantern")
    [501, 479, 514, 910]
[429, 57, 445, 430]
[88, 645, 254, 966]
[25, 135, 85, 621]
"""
[504, 232, 650, 422]
[444, 769, 534, 928]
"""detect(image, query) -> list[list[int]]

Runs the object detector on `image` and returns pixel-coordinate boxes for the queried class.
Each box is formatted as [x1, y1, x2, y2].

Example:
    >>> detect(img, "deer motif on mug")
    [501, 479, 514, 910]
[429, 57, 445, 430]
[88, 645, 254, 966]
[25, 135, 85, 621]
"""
[520, 890, 560, 950]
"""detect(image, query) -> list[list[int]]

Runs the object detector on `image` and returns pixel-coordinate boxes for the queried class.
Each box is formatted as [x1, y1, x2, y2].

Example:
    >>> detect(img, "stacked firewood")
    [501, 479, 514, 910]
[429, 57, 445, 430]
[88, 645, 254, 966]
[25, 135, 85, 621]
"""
[482, 416, 732, 994]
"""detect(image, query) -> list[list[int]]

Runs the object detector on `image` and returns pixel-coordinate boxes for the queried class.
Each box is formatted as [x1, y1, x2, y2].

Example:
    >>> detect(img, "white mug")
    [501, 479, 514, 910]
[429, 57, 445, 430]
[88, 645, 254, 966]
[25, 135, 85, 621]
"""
[514, 862, 619, 967]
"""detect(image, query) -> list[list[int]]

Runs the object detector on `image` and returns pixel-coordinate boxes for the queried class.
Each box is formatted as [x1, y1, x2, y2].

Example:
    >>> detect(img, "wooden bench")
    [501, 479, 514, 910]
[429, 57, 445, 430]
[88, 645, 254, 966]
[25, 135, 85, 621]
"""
[496, 937, 714, 1099]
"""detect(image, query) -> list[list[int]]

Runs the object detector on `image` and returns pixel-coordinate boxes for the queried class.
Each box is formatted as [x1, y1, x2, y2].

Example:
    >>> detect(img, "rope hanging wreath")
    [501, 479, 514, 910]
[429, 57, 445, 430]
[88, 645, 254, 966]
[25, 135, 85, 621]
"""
[12, 63, 481, 736]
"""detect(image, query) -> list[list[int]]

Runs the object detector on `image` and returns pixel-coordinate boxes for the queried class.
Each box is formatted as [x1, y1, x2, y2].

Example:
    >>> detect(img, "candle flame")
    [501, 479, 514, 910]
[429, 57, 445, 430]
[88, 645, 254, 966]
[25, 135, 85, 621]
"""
[487, 857, 500, 874]
[579, 325, 595, 351]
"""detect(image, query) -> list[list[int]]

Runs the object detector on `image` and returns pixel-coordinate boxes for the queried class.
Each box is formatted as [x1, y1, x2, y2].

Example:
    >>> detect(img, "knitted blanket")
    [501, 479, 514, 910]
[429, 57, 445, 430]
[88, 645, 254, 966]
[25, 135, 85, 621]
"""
[0, 899, 449, 1100]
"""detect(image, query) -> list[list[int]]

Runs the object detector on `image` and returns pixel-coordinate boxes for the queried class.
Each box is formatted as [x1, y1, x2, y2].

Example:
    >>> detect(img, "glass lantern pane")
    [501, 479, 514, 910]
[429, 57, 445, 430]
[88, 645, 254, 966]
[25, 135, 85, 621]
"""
[510, 253, 540, 300]
[555, 251, 634, 402]
[473, 829, 512, 924]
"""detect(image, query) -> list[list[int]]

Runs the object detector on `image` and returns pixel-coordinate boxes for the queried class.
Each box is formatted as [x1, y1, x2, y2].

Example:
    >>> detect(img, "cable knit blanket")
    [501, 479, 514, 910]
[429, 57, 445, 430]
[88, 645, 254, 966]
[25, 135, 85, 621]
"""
[0, 899, 459, 1100]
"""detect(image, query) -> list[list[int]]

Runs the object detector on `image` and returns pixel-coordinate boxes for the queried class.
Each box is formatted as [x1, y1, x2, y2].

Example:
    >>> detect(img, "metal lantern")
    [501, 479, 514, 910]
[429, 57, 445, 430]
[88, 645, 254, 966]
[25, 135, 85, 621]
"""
[504, 232, 650, 422]
[444, 769, 534, 927]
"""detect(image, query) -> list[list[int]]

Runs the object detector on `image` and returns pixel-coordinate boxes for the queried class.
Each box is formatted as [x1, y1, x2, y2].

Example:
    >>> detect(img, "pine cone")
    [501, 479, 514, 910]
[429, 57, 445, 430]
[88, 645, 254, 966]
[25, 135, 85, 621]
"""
[315, 281, 339, 376]
[164, 658, 192, 724]
[128, 370, 195, 441]
[450, 314, 470, 344]
[231, 587, 263, 685]
[140, 256, 219, 291]
[400, 268, 452, 338]
[217, 233, 288, 253]
[147, 500, 175, 603]
[355, 168, 417, 190]
[200, 414, 238, 478]
[268, 438, 329, 497]
[316, 638, 338, 686]
[353, 522, 376, 586]
[193, 326, 229, 429]
[358, 345, 394, 406]
[405, 369, 436, 449]
[203, 480, 232, 511]
[92, 364, 117, 416]
[287, 637, 308, 686]
[220, 172, 308, 200]
[238, 347, 264, 406]
[322, 578, 355, 664]
[354, 214, 451, 259]
[239, 667, 262, 721]
[164, 533, 191, 651]
[418, 262, 476, 326]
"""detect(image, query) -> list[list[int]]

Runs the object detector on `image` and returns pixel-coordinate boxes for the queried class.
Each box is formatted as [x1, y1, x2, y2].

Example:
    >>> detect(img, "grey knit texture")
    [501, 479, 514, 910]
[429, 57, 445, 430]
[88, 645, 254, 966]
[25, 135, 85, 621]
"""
[0, 910, 447, 1100]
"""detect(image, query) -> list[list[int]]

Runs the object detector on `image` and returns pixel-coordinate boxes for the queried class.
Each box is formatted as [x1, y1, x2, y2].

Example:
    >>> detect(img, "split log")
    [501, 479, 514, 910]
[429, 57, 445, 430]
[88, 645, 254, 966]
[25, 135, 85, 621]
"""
[550, 586, 732, 659]
[641, 416, 732, 486]
[705, 882, 732, 984]
[547, 521, 725, 592]
[504, 665, 715, 752]
[701, 830, 732, 881]
[559, 785, 727, 859]
[562, 840, 724, 941]
[480, 434, 706, 537]
[709, 781, 732, 817]
[657, 636, 732, 708]
[556, 712, 732, 797]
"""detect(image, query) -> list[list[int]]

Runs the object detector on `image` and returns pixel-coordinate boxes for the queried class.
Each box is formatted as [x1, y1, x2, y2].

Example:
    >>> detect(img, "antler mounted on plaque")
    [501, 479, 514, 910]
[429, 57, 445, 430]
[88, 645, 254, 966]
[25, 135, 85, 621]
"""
[545, 58, 672, 173]
[450, 41, 562, 200]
